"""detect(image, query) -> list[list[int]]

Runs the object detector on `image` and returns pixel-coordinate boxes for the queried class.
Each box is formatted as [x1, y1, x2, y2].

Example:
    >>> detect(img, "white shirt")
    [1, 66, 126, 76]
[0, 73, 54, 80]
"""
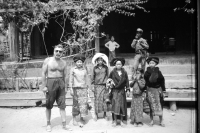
[105, 41, 120, 51]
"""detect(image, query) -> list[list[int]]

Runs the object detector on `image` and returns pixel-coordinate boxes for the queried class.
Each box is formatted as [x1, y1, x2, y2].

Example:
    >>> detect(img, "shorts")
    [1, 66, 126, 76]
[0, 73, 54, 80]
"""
[46, 77, 66, 109]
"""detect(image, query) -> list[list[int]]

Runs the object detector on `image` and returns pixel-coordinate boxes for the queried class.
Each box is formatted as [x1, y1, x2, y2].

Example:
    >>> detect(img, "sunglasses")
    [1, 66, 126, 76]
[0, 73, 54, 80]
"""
[55, 50, 63, 53]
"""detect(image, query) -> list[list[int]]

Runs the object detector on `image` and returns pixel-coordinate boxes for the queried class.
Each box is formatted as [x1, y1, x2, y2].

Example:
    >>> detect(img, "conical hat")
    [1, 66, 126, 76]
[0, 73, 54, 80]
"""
[92, 53, 109, 66]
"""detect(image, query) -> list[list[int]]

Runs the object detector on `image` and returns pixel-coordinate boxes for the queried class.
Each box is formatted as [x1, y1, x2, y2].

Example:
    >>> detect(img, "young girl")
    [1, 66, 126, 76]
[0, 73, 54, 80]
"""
[105, 36, 120, 63]
[69, 54, 90, 127]
[144, 57, 166, 127]
[91, 53, 110, 121]
[107, 57, 130, 127]
[130, 68, 146, 127]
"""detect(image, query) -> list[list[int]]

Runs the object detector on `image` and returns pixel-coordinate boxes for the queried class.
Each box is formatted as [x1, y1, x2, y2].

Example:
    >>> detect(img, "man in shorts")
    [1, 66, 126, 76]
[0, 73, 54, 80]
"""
[131, 28, 149, 78]
[42, 44, 72, 132]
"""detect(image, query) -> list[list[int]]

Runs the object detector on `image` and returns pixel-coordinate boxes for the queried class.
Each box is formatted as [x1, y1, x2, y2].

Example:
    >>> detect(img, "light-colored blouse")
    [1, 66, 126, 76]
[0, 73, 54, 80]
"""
[69, 66, 90, 88]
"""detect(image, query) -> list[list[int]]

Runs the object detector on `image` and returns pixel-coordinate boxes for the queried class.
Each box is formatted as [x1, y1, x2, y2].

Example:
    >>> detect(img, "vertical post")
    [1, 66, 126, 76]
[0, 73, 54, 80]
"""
[95, 25, 100, 53]
[197, 1, 200, 133]
[8, 21, 19, 61]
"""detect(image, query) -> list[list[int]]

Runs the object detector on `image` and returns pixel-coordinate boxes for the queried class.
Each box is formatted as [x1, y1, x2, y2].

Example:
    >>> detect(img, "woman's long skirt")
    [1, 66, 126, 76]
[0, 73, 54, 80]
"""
[146, 87, 164, 116]
[130, 94, 143, 123]
[72, 87, 88, 117]
[111, 89, 127, 120]
[94, 85, 110, 113]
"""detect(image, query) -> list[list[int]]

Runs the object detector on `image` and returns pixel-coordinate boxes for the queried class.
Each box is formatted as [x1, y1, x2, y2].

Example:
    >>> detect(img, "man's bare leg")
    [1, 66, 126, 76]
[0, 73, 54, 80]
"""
[60, 109, 72, 130]
[46, 109, 52, 132]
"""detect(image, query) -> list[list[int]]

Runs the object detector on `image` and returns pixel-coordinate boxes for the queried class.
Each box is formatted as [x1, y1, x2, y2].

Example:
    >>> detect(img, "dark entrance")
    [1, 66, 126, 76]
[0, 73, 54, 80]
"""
[99, 0, 196, 54]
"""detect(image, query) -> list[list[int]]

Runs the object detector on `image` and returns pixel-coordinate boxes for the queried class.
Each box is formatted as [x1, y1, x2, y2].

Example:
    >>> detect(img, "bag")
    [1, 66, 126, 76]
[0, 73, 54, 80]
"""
[142, 92, 150, 114]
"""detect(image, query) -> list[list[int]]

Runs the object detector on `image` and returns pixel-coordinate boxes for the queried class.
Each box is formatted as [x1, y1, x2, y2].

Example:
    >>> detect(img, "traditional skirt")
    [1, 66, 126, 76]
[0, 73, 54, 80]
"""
[111, 89, 127, 117]
[146, 87, 164, 116]
[72, 87, 88, 117]
[94, 85, 110, 113]
[130, 94, 143, 123]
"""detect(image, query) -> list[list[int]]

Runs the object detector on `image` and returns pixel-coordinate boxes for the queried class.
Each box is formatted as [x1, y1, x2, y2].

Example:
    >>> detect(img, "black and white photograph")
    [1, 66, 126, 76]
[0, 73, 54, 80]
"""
[0, 0, 198, 133]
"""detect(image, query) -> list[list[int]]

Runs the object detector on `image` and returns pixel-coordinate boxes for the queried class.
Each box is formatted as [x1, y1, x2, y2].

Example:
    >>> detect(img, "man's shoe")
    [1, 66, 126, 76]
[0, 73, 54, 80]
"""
[46, 125, 52, 132]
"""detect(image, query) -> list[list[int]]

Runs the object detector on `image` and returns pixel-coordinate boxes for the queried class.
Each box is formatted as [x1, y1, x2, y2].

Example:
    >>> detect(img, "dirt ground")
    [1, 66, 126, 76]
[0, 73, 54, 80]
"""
[0, 106, 196, 133]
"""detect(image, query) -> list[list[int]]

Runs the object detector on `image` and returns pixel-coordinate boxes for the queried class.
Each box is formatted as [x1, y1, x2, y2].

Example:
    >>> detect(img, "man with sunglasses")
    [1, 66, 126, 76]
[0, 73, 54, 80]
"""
[41, 44, 72, 132]
[131, 28, 149, 79]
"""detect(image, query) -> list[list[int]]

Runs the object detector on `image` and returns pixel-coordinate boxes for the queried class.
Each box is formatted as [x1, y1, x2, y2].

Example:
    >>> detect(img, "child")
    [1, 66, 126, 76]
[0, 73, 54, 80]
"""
[105, 36, 120, 63]
[69, 54, 90, 128]
[130, 68, 146, 127]
[107, 57, 130, 127]
[91, 53, 110, 121]
[144, 57, 166, 127]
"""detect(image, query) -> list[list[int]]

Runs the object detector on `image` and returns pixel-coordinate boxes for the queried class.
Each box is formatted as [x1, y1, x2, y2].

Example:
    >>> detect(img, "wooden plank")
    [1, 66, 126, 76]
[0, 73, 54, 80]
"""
[164, 97, 196, 101]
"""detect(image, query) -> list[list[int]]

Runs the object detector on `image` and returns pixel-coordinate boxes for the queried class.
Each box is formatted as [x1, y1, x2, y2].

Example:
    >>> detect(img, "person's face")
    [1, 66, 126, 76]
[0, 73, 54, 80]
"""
[54, 47, 63, 59]
[149, 61, 157, 68]
[75, 60, 83, 68]
[111, 36, 114, 41]
[136, 70, 142, 79]
[115, 61, 122, 69]
[135, 32, 142, 39]
[97, 58, 103, 65]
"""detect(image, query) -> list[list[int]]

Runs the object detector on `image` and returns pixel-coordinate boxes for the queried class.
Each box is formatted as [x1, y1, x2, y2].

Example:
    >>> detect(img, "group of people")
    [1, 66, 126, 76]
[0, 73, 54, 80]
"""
[41, 28, 166, 132]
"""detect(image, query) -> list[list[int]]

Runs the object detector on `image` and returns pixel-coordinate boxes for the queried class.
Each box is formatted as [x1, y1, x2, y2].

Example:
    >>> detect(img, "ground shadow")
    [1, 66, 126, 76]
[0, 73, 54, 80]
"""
[51, 116, 72, 128]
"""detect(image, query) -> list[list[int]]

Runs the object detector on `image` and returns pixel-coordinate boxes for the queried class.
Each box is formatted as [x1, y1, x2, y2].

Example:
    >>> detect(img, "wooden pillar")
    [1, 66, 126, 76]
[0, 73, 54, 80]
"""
[95, 26, 100, 53]
[8, 22, 19, 61]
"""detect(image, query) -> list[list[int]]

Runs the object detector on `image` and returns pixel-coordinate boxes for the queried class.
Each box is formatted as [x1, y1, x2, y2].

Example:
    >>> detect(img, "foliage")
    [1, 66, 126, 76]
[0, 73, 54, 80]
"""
[0, 0, 149, 46]
[174, 0, 195, 14]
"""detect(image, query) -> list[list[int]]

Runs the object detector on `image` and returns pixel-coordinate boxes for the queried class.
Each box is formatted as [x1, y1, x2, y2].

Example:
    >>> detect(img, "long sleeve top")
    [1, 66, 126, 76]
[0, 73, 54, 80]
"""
[105, 41, 120, 51]
[108, 68, 129, 91]
[144, 67, 166, 92]
[68, 66, 90, 88]
[131, 37, 149, 53]
[91, 65, 109, 85]
[131, 78, 146, 95]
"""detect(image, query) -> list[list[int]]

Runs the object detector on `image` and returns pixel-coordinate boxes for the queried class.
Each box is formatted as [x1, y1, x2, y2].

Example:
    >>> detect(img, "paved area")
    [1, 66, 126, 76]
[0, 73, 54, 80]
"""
[0, 106, 196, 133]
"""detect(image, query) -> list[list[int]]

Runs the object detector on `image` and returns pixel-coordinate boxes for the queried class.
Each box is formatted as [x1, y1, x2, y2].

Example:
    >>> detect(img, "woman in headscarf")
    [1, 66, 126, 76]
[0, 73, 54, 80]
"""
[130, 68, 146, 127]
[69, 54, 90, 128]
[91, 53, 110, 121]
[144, 57, 166, 127]
[108, 57, 130, 127]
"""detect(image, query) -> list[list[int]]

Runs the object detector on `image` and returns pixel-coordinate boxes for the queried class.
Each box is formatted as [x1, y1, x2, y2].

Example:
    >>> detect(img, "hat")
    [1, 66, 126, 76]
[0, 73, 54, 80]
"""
[136, 28, 143, 33]
[73, 54, 86, 63]
[146, 57, 159, 65]
[92, 53, 109, 66]
[111, 57, 125, 66]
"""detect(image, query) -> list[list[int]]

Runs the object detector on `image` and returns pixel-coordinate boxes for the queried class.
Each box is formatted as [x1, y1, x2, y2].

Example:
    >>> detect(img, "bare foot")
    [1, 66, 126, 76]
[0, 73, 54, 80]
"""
[63, 125, 73, 131]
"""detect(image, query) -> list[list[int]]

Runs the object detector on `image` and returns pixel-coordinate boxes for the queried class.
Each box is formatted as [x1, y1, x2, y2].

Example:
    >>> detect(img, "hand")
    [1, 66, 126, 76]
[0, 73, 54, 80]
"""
[42, 87, 48, 93]
[70, 88, 73, 96]
[163, 92, 167, 97]
[126, 91, 130, 97]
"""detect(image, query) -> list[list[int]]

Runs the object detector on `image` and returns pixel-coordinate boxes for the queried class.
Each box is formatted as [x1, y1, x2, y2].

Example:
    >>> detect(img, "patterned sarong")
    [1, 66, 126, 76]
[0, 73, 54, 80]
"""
[146, 87, 163, 116]
[72, 87, 88, 117]
[130, 95, 143, 123]
[94, 85, 110, 113]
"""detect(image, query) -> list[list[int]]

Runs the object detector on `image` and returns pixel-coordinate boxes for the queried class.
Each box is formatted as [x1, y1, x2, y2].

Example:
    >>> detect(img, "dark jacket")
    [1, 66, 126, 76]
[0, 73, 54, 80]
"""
[144, 67, 166, 91]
